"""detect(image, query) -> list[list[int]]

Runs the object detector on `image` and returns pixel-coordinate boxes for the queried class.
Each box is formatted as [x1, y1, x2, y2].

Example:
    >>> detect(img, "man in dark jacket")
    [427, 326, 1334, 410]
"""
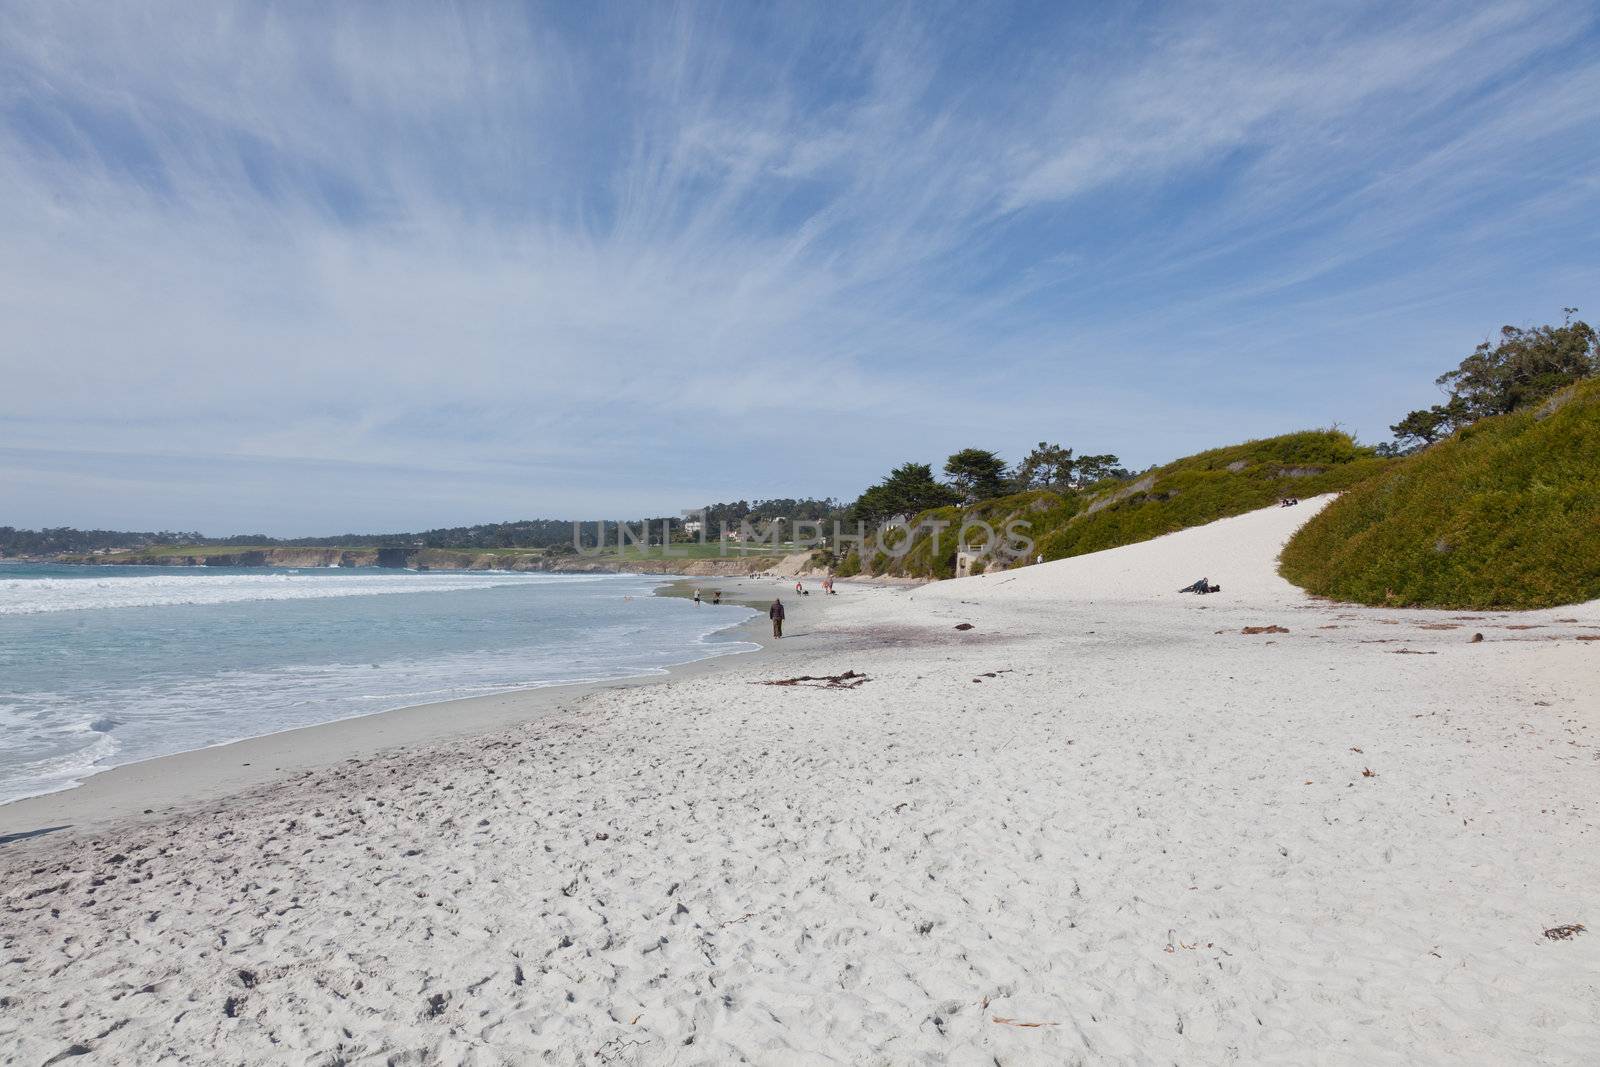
[769, 598, 785, 638]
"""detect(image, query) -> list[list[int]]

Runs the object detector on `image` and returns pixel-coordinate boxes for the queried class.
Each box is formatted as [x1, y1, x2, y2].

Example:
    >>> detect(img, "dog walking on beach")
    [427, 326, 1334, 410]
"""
[769, 598, 785, 638]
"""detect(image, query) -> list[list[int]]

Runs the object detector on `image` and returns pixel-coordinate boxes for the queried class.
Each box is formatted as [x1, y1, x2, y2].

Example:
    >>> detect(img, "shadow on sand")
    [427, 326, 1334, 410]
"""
[0, 825, 72, 847]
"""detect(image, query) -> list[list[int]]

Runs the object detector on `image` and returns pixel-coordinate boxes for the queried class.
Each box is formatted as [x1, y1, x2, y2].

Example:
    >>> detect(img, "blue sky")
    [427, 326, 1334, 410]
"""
[2, 1, 1597, 534]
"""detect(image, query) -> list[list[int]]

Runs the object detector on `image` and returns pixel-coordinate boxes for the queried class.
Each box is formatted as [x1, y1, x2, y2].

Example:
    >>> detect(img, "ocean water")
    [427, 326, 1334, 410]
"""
[0, 562, 757, 805]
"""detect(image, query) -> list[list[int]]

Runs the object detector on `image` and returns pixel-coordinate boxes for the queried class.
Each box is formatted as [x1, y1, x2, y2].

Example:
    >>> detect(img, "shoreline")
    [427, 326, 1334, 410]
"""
[2, 503, 1597, 1061]
[0, 572, 854, 841]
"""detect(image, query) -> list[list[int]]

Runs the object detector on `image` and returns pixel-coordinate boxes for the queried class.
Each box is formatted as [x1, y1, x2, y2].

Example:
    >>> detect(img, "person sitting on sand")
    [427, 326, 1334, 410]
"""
[769, 598, 785, 638]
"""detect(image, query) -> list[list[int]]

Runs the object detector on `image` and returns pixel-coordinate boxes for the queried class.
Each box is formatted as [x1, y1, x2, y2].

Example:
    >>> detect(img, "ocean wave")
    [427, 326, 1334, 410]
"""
[0, 588, 756, 805]
[0, 570, 637, 615]
[0, 715, 124, 805]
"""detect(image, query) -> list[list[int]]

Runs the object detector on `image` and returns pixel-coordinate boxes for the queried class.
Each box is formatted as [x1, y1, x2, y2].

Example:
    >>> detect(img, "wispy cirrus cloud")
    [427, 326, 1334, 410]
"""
[1, 0, 1596, 532]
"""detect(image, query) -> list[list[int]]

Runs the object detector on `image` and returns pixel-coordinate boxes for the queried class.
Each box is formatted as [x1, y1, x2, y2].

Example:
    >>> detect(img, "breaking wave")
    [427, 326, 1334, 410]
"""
[0, 570, 634, 615]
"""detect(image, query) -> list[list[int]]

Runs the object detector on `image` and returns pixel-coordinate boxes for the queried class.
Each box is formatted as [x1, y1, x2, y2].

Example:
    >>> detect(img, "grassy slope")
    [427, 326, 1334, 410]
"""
[1038, 430, 1391, 561]
[843, 432, 1389, 581]
[1279, 379, 1600, 609]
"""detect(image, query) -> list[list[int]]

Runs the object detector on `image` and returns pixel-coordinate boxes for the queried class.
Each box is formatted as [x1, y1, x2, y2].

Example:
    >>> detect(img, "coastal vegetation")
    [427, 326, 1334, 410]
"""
[830, 431, 1386, 580]
[942, 449, 1011, 503]
[827, 442, 1126, 578]
[850, 463, 963, 525]
[696, 498, 845, 533]
[0, 526, 208, 556]
[1282, 360, 1600, 609]
[837, 308, 1597, 595]
[826, 489, 1079, 580]
[1385, 309, 1597, 449]
[1035, 431, 1391, 560]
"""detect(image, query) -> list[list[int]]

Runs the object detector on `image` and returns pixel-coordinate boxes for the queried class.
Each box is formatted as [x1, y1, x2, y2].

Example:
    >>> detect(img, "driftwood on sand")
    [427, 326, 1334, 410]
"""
[758, 670, 870, 689]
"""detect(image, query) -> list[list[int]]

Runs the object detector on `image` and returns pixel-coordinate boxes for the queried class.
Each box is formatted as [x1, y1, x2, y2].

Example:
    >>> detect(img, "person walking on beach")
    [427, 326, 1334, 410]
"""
[693, 588, 702, 605]
[769, 597, 785, 638]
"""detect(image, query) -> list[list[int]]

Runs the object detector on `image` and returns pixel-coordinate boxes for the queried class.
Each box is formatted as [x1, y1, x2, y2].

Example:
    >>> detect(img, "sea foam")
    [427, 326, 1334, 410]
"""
[0, 569, 630, 615]
[0, 565, 757, 804]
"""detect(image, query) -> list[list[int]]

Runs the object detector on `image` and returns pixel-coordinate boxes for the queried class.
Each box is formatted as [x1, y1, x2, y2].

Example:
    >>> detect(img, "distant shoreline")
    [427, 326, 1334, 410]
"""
[6, 547, 810, 578]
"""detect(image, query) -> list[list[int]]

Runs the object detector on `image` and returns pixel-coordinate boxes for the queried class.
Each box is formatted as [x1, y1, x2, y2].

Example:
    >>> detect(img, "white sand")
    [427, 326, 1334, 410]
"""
[3, 499, 1598, 1064]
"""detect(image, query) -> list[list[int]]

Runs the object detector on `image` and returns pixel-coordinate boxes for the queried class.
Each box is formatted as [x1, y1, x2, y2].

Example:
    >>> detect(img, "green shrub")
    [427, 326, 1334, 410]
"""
[1280, 379, 1600, 609]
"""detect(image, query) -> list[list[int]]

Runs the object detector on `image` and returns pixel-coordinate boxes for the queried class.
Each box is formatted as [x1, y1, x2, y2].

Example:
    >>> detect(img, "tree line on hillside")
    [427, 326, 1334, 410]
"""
[693, 498, 847, 535]
[2, 518, 680, 556]
[1384, 308, 1597, 451]
[850, 445, 1133, 526]
[225, 519, 589, 550]
[0, 527, 207, 557]
[0, 509, 851, 557]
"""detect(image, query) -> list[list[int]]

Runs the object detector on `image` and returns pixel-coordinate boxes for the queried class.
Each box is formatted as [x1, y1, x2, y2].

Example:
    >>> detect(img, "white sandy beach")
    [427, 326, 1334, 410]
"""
[3, 497, 1598, 1064]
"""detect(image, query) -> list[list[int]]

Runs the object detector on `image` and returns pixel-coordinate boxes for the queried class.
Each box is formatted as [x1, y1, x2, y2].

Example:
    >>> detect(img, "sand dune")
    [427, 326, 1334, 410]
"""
[3, 502, 1597, 1064]
[939, 493, 1338, 606]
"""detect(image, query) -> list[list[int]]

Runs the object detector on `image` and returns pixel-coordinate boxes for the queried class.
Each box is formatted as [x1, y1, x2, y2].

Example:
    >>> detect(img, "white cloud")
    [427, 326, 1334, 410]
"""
[0, 1, 1597, 532]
